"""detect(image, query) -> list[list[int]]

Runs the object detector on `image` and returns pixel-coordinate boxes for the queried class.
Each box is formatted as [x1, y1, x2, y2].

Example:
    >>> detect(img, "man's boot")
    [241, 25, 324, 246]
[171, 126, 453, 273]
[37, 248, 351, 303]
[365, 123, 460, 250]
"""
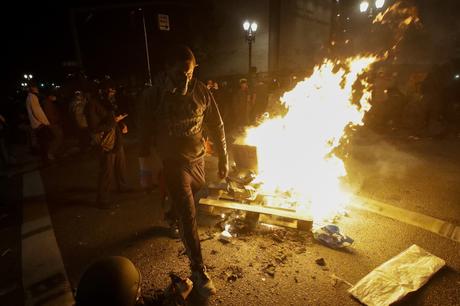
[191, 266, 216, 298]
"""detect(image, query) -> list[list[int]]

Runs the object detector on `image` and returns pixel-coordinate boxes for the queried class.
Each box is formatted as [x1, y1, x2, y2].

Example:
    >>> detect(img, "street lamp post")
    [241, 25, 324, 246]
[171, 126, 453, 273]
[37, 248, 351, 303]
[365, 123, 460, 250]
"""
[243, 20, 258, 72]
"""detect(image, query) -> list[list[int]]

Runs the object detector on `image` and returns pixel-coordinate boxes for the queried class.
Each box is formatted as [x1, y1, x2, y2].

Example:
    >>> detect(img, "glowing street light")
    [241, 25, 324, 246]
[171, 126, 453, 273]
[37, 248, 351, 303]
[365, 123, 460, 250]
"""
[243, 21, 250, 31]
[23, 74, 28, 79]
[243, 20, 258, 72]
[375, 0, 385, 9]
[359, 1, 369, 13]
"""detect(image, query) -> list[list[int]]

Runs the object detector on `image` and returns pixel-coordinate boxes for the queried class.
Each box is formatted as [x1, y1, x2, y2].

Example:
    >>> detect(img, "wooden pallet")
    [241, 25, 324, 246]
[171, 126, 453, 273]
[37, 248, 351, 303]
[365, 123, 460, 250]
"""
[199, 197, 313, 231]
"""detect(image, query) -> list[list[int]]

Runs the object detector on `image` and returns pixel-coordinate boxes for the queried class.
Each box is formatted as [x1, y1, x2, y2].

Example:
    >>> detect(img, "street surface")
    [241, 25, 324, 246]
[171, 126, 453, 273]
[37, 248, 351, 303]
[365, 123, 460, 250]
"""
[2, 128, 460, 305]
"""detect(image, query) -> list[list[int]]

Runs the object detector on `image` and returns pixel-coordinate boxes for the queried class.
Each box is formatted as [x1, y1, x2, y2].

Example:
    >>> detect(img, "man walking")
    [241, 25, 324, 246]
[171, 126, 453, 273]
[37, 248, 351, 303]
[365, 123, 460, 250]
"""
[25, 82, 52, 162]
[138, 45, 228, 297]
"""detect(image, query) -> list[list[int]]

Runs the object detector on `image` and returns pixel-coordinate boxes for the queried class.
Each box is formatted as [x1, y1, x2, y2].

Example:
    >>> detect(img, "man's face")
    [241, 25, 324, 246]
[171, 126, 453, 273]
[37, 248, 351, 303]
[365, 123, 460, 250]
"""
[30, 86, 39, 94]
[167, 60, 195, 95]
[49, 95, 57, 102]
[107, 88, 116, 99]
[240, 82, 248, 91]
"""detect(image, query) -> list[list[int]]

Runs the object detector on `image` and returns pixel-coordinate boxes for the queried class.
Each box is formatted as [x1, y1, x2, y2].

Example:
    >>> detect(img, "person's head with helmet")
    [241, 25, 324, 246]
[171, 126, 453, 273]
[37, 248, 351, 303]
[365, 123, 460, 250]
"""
[75, 256, 194, 306]
[75, 256, 141, 306]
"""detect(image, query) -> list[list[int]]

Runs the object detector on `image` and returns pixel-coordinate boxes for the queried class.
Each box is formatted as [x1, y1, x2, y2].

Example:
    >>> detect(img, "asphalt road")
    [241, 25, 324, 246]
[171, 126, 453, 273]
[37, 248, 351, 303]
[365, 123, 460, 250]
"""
[37, 130, 460, 306]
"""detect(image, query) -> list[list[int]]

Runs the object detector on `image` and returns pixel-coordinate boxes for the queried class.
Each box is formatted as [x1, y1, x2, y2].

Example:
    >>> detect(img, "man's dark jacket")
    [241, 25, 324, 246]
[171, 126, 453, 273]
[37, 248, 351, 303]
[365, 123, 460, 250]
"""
[138, 73, 227, 163]
[85, 98, 122, 151]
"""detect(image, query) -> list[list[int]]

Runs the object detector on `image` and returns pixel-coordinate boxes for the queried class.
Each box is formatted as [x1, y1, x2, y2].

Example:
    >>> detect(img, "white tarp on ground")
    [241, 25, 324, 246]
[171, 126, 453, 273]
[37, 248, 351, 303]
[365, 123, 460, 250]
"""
[349, 244, 445, 306]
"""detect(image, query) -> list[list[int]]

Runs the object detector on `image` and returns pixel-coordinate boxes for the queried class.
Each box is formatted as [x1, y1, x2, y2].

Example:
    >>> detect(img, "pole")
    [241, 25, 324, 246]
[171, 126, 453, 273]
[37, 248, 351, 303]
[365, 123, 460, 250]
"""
[248, 39, 252, 73]
[140, 8, 152, 86]
[70, 9, 83, 68]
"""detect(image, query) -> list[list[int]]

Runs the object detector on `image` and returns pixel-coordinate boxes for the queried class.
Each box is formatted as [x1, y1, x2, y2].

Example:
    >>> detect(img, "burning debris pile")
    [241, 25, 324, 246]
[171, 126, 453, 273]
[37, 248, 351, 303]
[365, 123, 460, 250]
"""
[202, 56, 378, 235]
[241, 56, 377, 223]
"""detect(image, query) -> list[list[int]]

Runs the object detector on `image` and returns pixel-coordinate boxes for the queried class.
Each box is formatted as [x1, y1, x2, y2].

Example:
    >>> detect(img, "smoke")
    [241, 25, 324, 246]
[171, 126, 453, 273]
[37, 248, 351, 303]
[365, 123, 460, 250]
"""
[343, 131, 423, 195]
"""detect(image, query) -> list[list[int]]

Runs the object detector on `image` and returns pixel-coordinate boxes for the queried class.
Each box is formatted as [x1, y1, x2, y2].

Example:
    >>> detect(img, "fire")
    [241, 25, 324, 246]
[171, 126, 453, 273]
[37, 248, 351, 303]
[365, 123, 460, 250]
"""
[242, 56, 377, 223]
[372, 1, 421, 54]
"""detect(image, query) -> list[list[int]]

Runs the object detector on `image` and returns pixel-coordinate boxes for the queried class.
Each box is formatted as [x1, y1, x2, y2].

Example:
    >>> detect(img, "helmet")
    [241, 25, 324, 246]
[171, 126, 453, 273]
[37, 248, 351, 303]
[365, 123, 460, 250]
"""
[75, 256, 141, 306]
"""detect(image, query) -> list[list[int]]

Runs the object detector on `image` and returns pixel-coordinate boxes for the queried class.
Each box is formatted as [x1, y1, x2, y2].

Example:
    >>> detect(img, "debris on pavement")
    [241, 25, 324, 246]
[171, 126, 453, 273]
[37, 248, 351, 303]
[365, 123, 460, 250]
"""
[216, 211, 251, 236]
[142, 273, 193, 306]
[295, 246, 307, 254]
[330, 274, 353, 288]
[271, 231, 285, 243]
[199, 231, 215, 242]
[349, 244, 445, 306]
[262, 263, 276, 277]
[315, 257, 326, 266]
[218, 225, 233, 243]
[177, 248, 186, 257]
[313, 224, 353, 249]
[221, 265, 244, 283]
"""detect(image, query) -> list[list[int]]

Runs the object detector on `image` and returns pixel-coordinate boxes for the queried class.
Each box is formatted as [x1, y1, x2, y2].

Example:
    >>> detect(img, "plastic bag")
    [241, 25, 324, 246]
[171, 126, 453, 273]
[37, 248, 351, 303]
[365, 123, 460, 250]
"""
[313, 224, 353, 248]
[349, 244, 445, 306]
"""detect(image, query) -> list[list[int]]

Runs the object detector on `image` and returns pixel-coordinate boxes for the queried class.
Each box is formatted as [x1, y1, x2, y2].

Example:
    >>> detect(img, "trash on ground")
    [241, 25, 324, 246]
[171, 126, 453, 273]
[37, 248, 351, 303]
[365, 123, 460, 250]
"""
[330, 274, 353, 288]
[262, 263, 276, 277]
[349, 244, 445, 306]
[313, 224, 353, 249]
[221, 265, 244, 283]
[142, 273, 193, 306]
[219, 224, 232, 243]
[216, 211, 251, 236]
[315, 257, 326, 266]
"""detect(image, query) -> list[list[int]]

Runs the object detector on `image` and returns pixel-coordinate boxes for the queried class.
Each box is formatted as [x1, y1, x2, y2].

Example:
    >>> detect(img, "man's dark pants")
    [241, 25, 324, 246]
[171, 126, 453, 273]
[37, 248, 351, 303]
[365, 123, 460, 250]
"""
[163, 158, 205, 270]
[97, 145, 128, 204]
[35, 125, 50, 162]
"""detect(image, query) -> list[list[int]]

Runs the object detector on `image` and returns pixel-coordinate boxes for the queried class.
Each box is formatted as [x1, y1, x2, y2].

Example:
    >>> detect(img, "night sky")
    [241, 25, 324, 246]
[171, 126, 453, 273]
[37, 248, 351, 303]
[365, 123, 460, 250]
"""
[4, 0, 460, 93]
[5, 3, 74, 82]
[4, 1, 219, 92]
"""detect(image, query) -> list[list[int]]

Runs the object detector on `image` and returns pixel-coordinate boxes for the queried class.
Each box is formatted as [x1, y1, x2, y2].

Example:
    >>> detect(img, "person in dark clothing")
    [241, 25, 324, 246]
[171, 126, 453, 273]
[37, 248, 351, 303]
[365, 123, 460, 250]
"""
[86, 89, 129, 209]
[138, 45, 228, 298]
[42, 91, 63, 158]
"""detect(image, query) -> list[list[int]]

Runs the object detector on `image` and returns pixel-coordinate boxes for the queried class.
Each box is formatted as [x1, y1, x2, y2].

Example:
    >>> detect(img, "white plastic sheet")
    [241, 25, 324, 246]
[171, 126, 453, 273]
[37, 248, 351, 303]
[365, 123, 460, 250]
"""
[349, 244, 445, 306]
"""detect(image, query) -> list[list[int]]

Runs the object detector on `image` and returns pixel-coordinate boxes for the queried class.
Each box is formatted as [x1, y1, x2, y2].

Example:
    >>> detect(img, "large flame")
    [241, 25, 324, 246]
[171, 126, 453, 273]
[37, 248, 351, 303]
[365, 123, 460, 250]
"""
[242, 56, 377, 223]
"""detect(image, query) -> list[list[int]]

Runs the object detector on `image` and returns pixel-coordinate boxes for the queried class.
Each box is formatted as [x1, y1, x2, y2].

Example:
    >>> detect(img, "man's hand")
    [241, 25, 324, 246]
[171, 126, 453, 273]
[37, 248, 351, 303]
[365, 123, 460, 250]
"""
[115, 113, 128, 122]
[121, 123, 128, 134]
[218, 155, 229, 179]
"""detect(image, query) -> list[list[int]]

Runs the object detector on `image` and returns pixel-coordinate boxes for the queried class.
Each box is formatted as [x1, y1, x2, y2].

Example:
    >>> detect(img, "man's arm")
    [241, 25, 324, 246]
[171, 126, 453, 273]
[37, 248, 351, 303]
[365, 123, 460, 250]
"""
[86, 99, 116, 133]
[204, 89, 228, 178]
[29, 95, 50, 126]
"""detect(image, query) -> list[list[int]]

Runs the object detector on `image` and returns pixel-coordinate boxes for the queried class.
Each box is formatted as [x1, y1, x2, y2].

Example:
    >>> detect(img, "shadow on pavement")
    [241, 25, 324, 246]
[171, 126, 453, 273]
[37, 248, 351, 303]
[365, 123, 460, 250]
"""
[396, 265, 460, 305]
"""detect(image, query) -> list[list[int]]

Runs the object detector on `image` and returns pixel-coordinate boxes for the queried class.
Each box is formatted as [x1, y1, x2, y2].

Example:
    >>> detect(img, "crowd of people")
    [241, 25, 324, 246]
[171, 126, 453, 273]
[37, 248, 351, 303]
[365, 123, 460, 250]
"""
[2, 71, 275, 168]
